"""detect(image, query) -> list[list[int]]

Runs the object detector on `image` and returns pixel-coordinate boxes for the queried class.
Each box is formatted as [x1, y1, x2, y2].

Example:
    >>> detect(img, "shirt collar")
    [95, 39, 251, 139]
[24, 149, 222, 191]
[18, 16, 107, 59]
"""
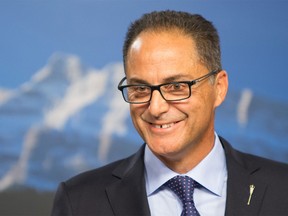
[144, 133, 227, 197]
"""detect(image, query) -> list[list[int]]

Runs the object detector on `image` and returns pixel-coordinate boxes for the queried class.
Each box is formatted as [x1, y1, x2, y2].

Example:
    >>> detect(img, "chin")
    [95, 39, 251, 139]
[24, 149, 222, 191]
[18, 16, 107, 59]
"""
[148, 140, 180, 155]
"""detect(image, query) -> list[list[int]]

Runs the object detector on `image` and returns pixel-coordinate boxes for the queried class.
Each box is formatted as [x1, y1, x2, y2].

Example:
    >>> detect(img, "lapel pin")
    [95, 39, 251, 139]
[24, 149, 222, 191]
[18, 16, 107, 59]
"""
[247, 184, 255, 205]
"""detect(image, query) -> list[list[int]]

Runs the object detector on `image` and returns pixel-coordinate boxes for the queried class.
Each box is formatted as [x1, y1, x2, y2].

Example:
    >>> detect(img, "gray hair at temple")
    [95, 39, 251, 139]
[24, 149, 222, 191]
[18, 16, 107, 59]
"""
[123, 10, 222, 72]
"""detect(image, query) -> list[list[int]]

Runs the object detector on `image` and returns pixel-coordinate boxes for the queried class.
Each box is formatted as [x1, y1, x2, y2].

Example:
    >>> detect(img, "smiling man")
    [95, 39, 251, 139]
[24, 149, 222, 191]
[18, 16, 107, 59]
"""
[122, 26, 227, 174]
[52, 10, 288, 216]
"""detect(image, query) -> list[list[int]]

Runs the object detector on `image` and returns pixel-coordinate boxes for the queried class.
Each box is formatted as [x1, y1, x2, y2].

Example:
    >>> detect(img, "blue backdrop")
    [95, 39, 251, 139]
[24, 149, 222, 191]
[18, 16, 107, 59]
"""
[0, 0, 287, 193]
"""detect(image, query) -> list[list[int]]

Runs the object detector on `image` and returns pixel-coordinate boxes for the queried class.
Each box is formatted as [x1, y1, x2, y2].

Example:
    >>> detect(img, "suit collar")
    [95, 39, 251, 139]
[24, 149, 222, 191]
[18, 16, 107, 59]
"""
[220, 137, 267, 216]
[106, 145, 150, 216]
[105, 138, 269, 215]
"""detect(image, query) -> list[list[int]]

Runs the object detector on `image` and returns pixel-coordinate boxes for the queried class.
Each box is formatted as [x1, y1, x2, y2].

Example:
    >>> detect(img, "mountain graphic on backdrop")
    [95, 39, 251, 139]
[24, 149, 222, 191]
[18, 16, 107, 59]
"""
[0, 53, 287, 191]
[0, 53, 141, 191]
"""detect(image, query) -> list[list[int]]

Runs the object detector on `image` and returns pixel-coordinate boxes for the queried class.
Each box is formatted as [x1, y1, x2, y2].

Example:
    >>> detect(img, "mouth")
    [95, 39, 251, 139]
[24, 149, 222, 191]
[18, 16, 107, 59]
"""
[151, 122, 177, 129]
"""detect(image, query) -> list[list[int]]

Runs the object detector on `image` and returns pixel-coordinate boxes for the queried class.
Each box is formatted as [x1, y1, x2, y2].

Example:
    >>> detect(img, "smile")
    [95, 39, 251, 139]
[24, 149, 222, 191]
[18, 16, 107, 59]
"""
[152, 122, 176, 129]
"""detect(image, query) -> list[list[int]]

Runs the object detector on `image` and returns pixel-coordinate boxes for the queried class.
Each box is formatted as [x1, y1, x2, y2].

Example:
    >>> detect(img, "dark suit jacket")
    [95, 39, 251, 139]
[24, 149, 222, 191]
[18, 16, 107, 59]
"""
[51, 137, 288, 216]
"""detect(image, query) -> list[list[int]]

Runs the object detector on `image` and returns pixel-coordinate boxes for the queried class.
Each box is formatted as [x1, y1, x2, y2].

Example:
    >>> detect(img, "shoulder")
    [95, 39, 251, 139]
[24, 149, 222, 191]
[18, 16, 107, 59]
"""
[240, 148, 288, 169]
[51, 147, 146, 215]
[65, 158, 125, 189]
[238, 150, 288, 180]
[220, 136, 288, 180]
[63, 144, 146, 192]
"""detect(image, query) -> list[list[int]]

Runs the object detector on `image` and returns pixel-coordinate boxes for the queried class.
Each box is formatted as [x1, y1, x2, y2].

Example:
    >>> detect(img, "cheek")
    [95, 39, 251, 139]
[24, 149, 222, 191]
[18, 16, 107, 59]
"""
[184, 92, 214, 120]
[129, 107, 138, 124]
[129, 105, 145, 128]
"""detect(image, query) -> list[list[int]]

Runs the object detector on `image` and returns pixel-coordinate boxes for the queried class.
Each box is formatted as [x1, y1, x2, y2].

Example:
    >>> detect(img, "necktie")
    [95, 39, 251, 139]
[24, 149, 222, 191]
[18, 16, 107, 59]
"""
[165, 175, 200, 216]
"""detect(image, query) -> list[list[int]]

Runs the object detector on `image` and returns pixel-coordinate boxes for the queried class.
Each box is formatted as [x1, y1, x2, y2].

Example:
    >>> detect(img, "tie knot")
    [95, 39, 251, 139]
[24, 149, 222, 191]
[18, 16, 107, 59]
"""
[165, 175, 197, 202]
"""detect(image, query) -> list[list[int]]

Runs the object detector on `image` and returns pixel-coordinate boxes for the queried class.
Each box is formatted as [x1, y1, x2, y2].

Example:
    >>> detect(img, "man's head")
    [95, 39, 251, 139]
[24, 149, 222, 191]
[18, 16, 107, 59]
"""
[120, 10, 228, 172]
[123, 10, 222, 72]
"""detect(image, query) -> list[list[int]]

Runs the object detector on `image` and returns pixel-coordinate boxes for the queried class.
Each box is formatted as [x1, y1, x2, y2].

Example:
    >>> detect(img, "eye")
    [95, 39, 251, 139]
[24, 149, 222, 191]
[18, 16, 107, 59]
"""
[172, 83, 183, 90]
[164, 82, 187, 91]
[127, 85, 151, 96]
[134, 86, 150, 93]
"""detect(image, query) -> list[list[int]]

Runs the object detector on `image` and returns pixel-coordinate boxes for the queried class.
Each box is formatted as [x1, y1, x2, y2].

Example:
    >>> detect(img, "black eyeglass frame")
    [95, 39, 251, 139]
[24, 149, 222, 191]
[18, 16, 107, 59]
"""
[118, 70, 220, 104]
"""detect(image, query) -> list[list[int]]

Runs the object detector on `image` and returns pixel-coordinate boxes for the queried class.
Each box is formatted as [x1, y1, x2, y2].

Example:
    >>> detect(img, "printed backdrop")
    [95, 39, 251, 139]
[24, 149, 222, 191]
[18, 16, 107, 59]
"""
[0, 1, 287, 194]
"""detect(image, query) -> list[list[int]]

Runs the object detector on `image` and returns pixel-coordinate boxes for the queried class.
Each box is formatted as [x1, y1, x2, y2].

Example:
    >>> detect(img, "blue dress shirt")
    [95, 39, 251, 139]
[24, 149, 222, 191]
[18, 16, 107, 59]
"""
[144, 134, 227, 216]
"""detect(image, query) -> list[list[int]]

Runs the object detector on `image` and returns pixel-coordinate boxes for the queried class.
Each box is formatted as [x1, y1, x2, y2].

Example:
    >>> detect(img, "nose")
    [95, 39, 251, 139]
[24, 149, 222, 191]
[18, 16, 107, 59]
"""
[148, 90, 169, 117]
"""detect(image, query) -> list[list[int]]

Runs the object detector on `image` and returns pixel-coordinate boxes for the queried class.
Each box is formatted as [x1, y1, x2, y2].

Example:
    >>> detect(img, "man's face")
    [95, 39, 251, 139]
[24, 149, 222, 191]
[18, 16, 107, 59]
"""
[125, 30, 227, 167]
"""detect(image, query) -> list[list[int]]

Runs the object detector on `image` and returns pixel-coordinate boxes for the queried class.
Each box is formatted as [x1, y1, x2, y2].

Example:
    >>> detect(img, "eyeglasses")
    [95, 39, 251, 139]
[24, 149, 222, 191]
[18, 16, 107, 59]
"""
[118, 70, 220, 104]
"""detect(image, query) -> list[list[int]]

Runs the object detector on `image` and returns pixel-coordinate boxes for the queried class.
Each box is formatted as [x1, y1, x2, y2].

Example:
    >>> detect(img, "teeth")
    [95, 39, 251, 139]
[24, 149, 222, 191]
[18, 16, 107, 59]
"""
[154, 123, 174, 129]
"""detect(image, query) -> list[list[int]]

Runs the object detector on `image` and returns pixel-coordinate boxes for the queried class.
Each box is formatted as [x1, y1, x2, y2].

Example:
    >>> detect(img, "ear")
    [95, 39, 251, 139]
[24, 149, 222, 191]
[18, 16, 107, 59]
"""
[214, 70, 228, 108]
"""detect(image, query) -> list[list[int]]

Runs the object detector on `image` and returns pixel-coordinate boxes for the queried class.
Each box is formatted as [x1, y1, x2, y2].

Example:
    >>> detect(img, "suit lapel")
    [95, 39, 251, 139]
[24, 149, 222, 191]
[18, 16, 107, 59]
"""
[105, 138, 270, 215]
[221, 137, 267, 215]
[106, 145, 150, 216]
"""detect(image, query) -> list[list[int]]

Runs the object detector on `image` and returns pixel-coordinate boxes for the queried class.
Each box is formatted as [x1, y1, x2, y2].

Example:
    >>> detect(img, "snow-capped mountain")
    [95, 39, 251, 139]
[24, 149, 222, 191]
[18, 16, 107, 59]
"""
[0, 53, 140, 191]
[0, 53, 287, 191]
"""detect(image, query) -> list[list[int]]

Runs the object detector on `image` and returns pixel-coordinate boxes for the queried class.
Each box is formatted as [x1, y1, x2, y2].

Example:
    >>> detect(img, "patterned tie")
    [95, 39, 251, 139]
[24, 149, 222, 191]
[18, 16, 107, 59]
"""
[165, 175, 200, 216]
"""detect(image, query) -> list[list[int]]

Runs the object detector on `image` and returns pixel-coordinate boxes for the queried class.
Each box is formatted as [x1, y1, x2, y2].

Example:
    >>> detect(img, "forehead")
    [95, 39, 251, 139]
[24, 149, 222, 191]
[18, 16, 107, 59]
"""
[127, 30, 199, 65]
[129, 29, 196, 53]
[125, 30, 204, 81]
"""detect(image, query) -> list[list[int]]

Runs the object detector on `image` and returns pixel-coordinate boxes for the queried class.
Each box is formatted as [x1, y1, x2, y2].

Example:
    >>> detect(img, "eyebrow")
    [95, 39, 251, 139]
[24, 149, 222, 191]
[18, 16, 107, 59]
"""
[127, 74, 192, 85]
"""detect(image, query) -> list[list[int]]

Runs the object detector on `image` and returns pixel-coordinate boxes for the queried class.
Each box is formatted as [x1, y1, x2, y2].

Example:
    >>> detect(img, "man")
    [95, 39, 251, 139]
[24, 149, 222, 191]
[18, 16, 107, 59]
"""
[51, 10, 288, 216]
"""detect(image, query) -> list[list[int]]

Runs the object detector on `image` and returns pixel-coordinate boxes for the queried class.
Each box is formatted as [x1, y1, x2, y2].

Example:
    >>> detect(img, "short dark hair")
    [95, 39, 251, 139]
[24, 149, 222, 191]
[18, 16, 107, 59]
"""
[123, 10, 222, 72]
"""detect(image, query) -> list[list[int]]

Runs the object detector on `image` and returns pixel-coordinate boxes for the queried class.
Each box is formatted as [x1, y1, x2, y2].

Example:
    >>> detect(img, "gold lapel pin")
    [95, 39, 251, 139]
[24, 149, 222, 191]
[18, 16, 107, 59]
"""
[247, 184, 255, 205]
